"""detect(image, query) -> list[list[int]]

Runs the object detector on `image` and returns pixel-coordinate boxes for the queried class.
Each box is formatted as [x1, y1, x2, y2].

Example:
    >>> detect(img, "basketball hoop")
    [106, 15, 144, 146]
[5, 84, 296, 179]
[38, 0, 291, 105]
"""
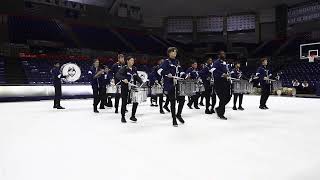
[308, 55, 316, 63]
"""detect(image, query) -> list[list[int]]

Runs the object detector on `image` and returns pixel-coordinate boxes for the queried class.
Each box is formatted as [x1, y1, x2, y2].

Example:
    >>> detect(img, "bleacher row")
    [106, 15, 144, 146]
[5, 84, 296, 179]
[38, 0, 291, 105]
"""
[0, 57, 5, 84]
[7, 15, 169, 55]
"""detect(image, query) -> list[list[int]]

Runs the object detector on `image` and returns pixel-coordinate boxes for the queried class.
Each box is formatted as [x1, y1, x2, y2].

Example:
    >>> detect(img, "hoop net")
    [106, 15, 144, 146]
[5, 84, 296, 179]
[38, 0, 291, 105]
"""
[308, 55, 316, 63]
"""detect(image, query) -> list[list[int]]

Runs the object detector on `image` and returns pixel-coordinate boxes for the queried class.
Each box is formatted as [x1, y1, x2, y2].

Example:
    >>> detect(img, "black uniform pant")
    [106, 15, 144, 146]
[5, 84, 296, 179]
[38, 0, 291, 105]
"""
[165, 87, 185, 120]
[54, 84, 62, 107]
[150, 95, 158, 104]
[92, 87, 101, 109]
[233, 93, 243, 107]
[106, 93, 113, 106]
[121, 85, 138, 117]
[99, 87, 106, 108]
[215, 80, 232, 116]
[164, 96, 170, 107]
[200, 92, 205, 104]
[151, 94, 164, 111]
[204, 86, 216, 110]
[114, 93, 121, 110]
[260, 84, 271, 107]
[188, 93, 200, 107]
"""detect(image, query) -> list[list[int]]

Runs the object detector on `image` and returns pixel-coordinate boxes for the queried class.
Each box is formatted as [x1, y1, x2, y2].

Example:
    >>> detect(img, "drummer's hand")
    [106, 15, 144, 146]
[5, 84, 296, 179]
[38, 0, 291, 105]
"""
[167, 73, 173, 78]
[222, 73, 228, 79]
[123, 79, 129, 84]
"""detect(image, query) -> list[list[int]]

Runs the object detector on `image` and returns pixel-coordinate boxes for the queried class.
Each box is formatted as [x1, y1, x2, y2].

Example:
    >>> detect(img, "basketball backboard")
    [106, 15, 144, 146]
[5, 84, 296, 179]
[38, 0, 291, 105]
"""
[300, 42, 320, 59]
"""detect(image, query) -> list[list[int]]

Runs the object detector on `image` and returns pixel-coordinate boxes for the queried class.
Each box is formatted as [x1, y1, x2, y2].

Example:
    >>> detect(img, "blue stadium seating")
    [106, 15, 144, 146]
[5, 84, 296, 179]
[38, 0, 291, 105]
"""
[0, 57, 5, 84]
[116, 28, 167, 54]
[281, 61, 320, 92]
[8, 16, 75, 47]
[70, 25, 131, 52]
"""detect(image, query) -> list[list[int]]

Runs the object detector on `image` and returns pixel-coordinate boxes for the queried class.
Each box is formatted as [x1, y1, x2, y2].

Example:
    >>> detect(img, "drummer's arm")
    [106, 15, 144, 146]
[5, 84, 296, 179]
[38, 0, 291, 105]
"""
[135, 74, 143, 85]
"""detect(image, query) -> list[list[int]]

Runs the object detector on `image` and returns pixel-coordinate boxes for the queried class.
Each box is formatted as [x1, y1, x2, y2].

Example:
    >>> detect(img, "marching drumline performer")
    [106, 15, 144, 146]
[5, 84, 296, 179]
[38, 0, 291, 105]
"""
[88, 59, 104, 113]
[104, 65, 114, 108]
[158, 47, 186, 127]
[257, 57, 272, 109]
[98, 65, 111, 109]
[199, 57, 217, 114]
[111, 54, 126, 113]
[231, 62, 245, 111]
[213, 51, 232, 120]
[186, 60, 200, 109]
[116, 56, 143, 123]
[149, 59, 165, 114]
[51, 62, 66, 109]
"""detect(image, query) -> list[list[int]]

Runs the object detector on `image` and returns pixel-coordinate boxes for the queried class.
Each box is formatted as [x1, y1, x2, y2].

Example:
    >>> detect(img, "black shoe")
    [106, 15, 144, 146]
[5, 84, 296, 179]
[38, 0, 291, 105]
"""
[176, 115, 185, 124]
[173, 119, 178, 127]
[115, 109, 119, 113]
[264, 106, 269, 109]
[130, 116, 137, 122]
[205, 109, 212, 114]
[99, 106, 105, 109]
[121, 117, 127, 123]
[151, 104, 156, 107]
[210, 109, 215, 114]
[233, 106, 237, 110]
[194, 106, 200, 109]
[94, 109, 99, 113]
[259, 106, 267, 110]
[53, 106, 58, 109]
[163, 106, 170, 113]
[187, 103, 193, 109]
[160, 109, 165, 114]
[57, 106, 65, 109]
[219, 116, 228, 120]
[199, 102, 204, 106]
[238, 106, 244, 111]
[155, 104, 159, 107]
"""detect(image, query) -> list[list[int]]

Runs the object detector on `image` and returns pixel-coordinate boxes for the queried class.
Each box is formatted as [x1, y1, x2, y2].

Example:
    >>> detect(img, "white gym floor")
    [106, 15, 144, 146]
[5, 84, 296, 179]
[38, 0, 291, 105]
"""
[0, 95, 320, 180]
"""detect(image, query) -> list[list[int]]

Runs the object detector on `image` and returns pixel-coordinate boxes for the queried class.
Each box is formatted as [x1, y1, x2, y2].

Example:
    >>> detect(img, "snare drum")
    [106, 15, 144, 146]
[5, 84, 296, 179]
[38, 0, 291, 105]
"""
[177, 80, 197, 96]
[151, 85, 163, 95]
[131, 87, 149, 103]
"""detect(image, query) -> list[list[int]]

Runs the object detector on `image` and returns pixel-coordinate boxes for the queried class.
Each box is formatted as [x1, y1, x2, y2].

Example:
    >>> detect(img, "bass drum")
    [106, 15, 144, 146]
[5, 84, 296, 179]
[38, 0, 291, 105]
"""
[60, 63, 81, 82]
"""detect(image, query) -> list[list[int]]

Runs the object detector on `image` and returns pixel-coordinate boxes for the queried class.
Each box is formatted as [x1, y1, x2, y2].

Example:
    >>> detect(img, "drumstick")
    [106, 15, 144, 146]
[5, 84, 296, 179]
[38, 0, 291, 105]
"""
[166, 75, 184, 80]
[139, 81, 148, 88]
